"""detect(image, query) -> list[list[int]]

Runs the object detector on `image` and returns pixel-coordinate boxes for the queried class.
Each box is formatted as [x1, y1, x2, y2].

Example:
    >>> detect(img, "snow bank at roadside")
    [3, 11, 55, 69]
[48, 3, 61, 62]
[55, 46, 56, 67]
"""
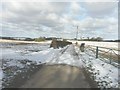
[46, 45, 83, 67]
[75, 46, 119, 88]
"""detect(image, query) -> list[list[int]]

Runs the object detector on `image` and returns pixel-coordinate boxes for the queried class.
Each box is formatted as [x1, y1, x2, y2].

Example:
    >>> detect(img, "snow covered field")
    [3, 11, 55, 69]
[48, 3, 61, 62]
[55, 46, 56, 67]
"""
[0, 40, 119, 88]
[69, 40, 119, 50]
[0, 39, 51, 44]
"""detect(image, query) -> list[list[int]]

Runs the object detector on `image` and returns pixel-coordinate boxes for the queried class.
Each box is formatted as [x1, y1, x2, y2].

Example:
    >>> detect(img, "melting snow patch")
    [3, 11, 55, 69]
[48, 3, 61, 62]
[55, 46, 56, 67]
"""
[77, 46, 119, 88]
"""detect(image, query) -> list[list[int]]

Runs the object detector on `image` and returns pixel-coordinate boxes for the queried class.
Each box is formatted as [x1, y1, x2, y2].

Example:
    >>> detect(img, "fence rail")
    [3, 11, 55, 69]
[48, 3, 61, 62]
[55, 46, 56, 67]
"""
[86, 45, 120, 51]
[84, 45, 120, 67]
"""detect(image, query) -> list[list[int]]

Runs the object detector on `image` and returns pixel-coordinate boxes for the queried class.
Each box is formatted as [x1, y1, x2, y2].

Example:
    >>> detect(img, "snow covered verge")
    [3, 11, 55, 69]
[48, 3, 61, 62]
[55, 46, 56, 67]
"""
[0, 42, 119, 88]
[75, 46, 119, 88]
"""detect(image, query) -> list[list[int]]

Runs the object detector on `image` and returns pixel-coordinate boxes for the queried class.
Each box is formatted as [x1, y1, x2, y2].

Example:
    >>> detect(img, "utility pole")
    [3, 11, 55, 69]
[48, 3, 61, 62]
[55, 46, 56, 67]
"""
[76, 26, 79, 40]
[73, 26, 79, 40]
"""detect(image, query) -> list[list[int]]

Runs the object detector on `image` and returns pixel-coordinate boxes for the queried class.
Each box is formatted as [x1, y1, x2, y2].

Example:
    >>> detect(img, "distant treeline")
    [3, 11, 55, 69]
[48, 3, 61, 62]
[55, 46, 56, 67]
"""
[103, 40, 120, 42]
[0, 36, 119, 42]
[0, 36, 59, 41]
[0, 37, 35, 41]
[76, 37, 120, 42]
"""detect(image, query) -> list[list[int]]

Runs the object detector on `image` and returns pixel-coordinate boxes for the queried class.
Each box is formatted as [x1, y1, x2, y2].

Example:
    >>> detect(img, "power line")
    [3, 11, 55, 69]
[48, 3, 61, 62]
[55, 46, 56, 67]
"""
[73, 25, 79, 40]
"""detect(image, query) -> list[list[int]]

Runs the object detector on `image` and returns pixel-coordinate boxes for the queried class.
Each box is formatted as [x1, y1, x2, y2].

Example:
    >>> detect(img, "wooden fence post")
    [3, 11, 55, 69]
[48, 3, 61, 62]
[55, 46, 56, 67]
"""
[110, 49, 112, 64]
[96, 46, 98, 59]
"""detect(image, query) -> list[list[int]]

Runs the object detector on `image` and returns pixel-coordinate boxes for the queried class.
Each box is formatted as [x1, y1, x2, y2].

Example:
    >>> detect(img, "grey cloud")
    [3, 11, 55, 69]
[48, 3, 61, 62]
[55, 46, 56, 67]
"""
[2, 2, 70, 28]
[1, 1, 118, 39]
[82, 2, 117, 18]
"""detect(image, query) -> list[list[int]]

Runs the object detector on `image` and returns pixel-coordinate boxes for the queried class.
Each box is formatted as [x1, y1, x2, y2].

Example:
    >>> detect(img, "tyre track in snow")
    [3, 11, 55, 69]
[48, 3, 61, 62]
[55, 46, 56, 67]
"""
[46, 45, 70, 64]
[46, 44, 80, 65]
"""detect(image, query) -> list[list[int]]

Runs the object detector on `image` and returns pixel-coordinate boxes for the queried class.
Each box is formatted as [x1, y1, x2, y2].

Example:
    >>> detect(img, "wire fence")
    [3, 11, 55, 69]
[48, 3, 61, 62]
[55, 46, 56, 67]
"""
[84, 45, 120, 67]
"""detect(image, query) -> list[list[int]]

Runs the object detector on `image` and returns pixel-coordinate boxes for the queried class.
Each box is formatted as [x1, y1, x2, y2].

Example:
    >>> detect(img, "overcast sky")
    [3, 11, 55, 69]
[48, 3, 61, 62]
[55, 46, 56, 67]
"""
[0, 0, 119, 40]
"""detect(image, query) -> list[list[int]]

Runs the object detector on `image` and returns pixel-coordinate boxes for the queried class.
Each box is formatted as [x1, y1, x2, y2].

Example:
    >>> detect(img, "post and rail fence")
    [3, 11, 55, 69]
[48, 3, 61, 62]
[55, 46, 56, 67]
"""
[83, 45, 120, 67]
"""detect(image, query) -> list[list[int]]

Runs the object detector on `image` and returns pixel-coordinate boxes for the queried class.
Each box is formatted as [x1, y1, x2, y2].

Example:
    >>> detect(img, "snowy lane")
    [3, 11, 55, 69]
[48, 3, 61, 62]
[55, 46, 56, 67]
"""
[1, 42, 119, 88]
[21, 65, 92, 88]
